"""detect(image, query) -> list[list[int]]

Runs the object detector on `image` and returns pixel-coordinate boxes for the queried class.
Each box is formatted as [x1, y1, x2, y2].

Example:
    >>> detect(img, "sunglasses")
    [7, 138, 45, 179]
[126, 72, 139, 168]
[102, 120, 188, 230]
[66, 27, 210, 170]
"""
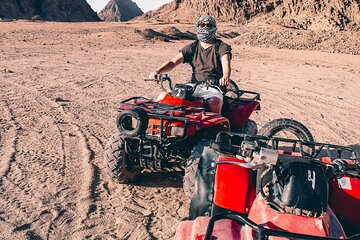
[198, 22, 214, 29]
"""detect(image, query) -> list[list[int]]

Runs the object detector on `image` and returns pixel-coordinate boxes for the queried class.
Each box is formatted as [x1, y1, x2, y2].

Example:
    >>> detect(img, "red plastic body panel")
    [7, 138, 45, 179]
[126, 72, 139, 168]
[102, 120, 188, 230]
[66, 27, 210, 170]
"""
[247, 194, 346, 239]
[222, 98, 260, 129]
[318, 158, 360, 230]
[330, 175, 360, 228]
[213, 155, 256, 214]
[145, 113, 230, 137]
[174, 217, 240, 240]
[156, 92, 205, 108]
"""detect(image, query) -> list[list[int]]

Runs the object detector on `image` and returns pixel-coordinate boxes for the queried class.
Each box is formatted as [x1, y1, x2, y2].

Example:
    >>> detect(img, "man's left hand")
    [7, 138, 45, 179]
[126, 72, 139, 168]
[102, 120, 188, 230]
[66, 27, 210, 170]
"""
[219, 76, 229, 87]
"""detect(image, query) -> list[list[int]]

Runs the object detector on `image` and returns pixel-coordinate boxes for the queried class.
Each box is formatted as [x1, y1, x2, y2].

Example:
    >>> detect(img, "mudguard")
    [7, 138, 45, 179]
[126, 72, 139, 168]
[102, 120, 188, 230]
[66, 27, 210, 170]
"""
[189, 145, 218, 219]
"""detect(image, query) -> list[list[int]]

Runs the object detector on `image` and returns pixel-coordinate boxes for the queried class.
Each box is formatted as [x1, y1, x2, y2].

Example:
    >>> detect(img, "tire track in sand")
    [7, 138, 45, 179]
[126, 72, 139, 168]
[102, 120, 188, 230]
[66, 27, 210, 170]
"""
[0, 100, 20, 184]
[0, 81, 100, 238]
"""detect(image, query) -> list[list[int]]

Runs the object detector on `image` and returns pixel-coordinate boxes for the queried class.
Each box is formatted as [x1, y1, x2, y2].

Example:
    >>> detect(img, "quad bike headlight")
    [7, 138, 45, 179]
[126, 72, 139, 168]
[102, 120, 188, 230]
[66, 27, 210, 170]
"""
[170, 126, 185, 137]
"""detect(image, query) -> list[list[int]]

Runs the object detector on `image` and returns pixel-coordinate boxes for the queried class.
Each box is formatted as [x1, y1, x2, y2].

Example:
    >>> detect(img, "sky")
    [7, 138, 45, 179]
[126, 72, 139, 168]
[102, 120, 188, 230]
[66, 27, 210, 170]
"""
[87, 0, 173, 13]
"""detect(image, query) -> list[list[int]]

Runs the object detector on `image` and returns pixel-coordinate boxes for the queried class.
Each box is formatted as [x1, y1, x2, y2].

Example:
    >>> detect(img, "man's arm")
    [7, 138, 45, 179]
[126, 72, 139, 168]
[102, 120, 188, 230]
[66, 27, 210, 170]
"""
[149, 52, 184, 79]
[219, 53, 231, 87]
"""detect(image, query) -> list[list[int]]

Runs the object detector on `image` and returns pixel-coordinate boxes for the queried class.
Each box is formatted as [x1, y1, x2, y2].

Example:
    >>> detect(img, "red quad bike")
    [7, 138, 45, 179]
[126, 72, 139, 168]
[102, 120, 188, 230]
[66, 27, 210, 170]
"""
[176, 132, 360, 239]
[103, 74, 313, 183]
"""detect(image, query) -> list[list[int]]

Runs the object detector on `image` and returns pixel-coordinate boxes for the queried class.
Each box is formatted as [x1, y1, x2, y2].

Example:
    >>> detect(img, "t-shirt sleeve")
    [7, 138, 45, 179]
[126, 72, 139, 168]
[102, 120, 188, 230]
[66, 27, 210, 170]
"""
[218, 42, 232, 59]
[181, 43, 194, 64]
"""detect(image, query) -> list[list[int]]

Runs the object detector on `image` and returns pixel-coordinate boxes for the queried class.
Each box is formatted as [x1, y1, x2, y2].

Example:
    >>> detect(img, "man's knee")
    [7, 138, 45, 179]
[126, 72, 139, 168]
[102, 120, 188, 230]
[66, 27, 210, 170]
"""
[206, 97, 223, 114]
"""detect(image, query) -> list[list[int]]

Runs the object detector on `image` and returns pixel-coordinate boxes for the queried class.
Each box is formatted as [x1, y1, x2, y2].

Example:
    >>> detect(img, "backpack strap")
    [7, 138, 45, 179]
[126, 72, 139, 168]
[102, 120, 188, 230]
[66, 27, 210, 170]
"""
[189, 40, 199, 82]
[214, 39, 222, 61]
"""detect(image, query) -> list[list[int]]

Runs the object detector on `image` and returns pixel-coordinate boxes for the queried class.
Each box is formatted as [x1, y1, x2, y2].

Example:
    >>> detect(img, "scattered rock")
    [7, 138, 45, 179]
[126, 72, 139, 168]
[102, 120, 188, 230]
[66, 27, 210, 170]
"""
[134, 28, 171, 42]
[134, 27, 197, 41]
[31, 15, 41, 21]
[54, 97, 70, 103]
[3, 68, 14, 73]
[159, 26, 196, 40]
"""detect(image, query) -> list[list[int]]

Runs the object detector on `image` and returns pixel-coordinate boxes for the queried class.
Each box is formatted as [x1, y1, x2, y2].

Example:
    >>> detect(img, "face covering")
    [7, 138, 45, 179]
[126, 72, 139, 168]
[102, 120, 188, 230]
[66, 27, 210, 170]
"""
[196, 15, 218, 43]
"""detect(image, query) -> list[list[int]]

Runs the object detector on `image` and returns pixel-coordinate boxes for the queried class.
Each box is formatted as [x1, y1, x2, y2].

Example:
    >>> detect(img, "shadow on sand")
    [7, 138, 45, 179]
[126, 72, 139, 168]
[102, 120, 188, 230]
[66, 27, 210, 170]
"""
[132, 171, 184, 189]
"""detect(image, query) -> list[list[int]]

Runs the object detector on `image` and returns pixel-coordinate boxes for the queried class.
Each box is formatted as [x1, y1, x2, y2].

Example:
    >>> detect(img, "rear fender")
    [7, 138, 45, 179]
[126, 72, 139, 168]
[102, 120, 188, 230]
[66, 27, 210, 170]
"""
[189, 146, 219, 219]
[222, 97, 260, 129]
[189, 121, 230, 140]
[213, 155, 256, 214]
[329, 171, 360, 233]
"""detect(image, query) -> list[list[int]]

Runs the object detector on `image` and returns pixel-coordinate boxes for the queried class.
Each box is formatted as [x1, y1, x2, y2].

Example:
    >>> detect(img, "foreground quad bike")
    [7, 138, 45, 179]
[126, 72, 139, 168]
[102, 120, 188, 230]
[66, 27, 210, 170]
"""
[104, 75, 312, 183]
[177, 132, 360, 239]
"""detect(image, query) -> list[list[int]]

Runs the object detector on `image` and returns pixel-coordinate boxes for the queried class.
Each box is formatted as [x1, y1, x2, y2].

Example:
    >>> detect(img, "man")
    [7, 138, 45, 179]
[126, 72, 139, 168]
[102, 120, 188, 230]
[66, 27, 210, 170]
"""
[149, 15, 232, 114]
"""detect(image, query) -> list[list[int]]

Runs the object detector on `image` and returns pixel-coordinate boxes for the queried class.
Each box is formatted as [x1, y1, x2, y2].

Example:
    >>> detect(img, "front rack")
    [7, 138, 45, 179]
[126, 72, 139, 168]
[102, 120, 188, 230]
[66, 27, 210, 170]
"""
[118, 97, 206, 140]
[211, 132, 359, 163]
[119, 96, 206, 117]
[204, 213, 359, 240]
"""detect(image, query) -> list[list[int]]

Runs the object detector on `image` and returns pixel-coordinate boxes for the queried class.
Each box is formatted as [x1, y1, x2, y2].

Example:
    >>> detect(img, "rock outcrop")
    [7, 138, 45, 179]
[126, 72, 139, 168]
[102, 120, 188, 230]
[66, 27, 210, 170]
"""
[0, 0, 100, 22]
[143, 0, 360, 30]
[98, 0, 143, 22]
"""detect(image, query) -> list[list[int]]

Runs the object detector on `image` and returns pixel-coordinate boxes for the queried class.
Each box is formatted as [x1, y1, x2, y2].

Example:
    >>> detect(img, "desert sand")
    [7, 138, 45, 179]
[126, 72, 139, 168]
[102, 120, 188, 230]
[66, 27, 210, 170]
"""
[0, 20, 359, 239]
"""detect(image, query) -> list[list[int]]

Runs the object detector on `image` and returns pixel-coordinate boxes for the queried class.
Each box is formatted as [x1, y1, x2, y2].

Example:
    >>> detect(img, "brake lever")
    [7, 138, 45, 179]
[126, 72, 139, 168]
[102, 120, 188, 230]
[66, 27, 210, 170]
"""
[144, 78, 160, 82]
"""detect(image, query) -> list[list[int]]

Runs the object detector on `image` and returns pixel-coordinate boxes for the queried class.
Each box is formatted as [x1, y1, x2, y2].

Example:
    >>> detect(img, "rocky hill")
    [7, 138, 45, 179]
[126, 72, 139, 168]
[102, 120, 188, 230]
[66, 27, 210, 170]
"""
[98, 0, 143, 22]
[143, 0, 360, 30]
[0, 0, 100, 21]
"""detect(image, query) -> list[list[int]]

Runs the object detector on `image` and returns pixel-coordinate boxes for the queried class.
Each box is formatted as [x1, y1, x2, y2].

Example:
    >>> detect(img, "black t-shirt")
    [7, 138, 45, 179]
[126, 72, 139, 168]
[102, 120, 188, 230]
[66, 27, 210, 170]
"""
[181, 39, 232, 84]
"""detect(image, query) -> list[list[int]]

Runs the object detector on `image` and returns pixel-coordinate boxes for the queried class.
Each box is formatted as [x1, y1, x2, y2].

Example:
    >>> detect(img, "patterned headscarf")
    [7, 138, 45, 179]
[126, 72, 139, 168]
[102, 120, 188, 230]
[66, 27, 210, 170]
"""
[195, 15, 217, 43]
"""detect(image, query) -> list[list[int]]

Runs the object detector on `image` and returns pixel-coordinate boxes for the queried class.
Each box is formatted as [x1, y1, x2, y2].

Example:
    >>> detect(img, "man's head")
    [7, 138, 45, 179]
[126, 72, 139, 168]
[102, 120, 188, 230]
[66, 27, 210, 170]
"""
[196, 15, 217, 43]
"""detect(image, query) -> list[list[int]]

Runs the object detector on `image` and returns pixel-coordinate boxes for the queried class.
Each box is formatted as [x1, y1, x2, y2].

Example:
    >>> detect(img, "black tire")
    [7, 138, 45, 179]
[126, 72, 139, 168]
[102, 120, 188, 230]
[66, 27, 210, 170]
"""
[117, 107, 148, 137]
[103, 131, 141, 183]
[183, 140, 209, 199]
[184, 139, 216, 199]
[242, 119, 258, 135]
[184, 140, 218, 219]
[258, 118, 314, 142]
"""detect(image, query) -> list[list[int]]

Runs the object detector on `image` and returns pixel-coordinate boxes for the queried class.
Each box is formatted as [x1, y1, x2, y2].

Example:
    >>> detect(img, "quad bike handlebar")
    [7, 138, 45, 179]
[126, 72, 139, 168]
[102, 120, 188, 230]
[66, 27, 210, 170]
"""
[145, 74, 222, 95]
[145, 74, 173, 93]
[144, 74, 255, 100]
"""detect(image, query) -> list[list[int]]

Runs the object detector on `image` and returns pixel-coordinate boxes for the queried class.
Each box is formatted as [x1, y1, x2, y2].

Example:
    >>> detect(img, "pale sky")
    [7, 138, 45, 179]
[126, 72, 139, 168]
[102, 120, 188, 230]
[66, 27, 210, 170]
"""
[87, 0, 173, 13]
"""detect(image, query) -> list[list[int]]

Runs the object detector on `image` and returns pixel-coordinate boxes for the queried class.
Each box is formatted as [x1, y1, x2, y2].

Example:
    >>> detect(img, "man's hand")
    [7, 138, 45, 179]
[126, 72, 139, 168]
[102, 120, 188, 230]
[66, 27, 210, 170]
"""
[219, 76, 230, 87]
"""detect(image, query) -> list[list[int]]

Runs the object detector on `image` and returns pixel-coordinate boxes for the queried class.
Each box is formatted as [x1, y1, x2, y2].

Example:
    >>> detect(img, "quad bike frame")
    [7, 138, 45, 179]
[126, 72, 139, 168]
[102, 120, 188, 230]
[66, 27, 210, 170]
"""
[112, 78, 260, 172]
[116, 96, 231, 171]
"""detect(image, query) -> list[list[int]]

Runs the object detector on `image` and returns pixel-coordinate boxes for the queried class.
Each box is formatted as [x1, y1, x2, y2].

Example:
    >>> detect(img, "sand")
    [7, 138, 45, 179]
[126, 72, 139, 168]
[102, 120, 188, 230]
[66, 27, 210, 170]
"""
[0, 20, 359, 239]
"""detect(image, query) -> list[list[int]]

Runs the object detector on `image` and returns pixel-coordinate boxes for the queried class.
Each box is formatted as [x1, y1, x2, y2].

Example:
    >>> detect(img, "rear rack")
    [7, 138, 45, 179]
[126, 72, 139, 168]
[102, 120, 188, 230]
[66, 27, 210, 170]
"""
[118, 97, 206, 140]
[234, 90, 261, 101]
[204, 213, 359, 240]
[211, 132, 359, 163]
